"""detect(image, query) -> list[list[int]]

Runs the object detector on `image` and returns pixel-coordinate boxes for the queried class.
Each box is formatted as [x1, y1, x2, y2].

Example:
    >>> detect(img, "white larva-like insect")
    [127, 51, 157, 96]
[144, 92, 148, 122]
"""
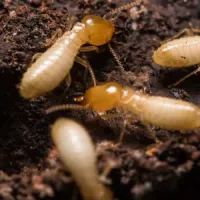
[19, 18, 112, 99]
[153, 36, 200, 68]
[47, 82, 200, 143]
[19, 0, 143, 99]
[153, 28, 200, 87]
[51, 118, 113, 200]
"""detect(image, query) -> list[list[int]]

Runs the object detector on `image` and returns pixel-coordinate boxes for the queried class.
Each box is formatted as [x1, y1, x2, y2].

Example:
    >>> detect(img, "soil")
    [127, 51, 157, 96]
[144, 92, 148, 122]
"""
[0, 0, 200, 199]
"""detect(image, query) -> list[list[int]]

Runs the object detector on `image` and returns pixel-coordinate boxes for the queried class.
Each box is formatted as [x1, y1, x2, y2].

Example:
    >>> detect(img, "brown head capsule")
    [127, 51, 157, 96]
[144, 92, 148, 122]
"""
[81, 15, 115, 46]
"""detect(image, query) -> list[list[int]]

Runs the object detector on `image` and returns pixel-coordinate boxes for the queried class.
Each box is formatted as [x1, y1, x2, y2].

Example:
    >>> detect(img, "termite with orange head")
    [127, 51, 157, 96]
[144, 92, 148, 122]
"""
[153, 27, 200, 87]
[51, 118, 113, 200]
[47, 82, 200, 143]
[19, 0, 145, 99]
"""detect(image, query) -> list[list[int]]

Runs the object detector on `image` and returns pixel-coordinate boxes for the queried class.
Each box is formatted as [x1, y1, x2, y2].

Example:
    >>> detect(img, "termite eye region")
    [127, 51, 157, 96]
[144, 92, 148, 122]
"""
[82, 15, 115, 46]
[82, 82, 123, 111]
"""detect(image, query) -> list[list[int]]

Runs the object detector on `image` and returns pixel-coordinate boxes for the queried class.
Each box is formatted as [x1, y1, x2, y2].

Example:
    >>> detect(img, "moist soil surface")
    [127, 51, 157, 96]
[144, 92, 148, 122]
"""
[0, 0, 200, 199]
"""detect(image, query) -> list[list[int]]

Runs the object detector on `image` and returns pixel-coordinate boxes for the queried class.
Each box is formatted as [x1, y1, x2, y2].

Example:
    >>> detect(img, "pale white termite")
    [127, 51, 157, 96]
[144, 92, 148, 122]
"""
[19, 0, 144, 99]
[153, 36, 200, 68]
[153, 30, 200, 86]
[51, 118, 113, 200]
[47, 82, 200, 142]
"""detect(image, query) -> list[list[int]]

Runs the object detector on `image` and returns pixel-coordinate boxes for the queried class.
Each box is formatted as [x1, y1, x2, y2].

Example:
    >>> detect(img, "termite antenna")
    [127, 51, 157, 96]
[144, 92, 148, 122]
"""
[103, 0, 143, 19]
[108, 43, 124, 72]
[88, 64, 97, 86]
[46, 104, 89, 114]
[83, 56, 97, 86]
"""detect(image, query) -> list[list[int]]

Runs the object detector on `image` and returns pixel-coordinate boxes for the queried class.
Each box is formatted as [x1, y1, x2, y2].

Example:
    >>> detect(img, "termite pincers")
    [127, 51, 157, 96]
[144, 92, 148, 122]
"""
[19, 0, 144, 99]
[153, 26, 200, 87]
[46, 82, 200, 144]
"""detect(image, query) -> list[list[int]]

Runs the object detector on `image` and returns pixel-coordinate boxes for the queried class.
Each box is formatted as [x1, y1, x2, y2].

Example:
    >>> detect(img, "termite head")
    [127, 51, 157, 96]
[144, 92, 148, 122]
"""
[74, 82, 123, 111]
[82, 15, 115, 46]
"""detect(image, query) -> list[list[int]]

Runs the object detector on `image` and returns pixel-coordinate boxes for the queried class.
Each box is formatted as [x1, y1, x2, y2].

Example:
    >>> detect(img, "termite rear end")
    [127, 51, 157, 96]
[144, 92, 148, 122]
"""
[153, 36, 200, 67]
[141, 96, 200, 130]
[122, 87, 200, 130]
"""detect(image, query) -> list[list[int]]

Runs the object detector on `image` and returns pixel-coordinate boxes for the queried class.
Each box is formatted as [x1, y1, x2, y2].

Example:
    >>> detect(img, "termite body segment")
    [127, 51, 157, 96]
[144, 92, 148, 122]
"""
[79, 82, 200, 130]
[20, 16, 115, 99]
[47, 82, 200, 131]
[153, 36, 200, 68]
[51, 118, 113, 200]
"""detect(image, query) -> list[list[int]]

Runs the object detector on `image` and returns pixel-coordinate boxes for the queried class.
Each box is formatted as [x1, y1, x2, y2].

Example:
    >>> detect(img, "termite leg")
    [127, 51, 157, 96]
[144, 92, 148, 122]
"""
[145, 124, 163, 156]
[143, 121, 161, 144]
[169, 64, 200, 88]
[78, 45, 99, 84]
[108, 43, 124, 72]
[99, 160, 117, 185]
[42, 15, 76, 47]
[29, 53, 43, 66]
[98, 112, 124, 146]
[98, 113, 121, 119]
[117, 113, 142, 146]
[98, 112, 128, 146]
[86, 112, 120, 127]
[76, 55, 95, 86]
[116, 118, 128, 146]
[65, 15, 77, 32]
[161, 28, 194, 44]
[56, 74, 72, 103]
[75, 56, 97, 86]
[188, 22, 200, 34]
[79, 46, 99, 53]
[43, 28, 63, 47]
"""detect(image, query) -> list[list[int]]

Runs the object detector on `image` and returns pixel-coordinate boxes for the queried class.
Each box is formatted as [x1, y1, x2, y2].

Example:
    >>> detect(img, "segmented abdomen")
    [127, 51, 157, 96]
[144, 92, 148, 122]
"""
[20, 23, 87, 99]
[121, 88, 200, 130]
[153, 36, 200, 67]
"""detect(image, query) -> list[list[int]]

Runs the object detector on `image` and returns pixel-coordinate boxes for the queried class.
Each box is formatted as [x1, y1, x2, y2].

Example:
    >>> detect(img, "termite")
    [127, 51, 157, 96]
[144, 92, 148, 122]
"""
[46, 82, 200, 144]
[19, 0, 144, 99]
[153, 26, 200, 87]
[51, 118, 113, 200]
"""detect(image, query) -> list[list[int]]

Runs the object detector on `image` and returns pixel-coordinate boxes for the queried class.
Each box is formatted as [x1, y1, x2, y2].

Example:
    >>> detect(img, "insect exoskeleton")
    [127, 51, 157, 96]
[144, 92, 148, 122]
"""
[19, 0, 144, 99]
[47, 82, 200, 131]
[51, 118, 113, 200]
[153, 36, 200, 68]
[19, 16, 115, 99]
